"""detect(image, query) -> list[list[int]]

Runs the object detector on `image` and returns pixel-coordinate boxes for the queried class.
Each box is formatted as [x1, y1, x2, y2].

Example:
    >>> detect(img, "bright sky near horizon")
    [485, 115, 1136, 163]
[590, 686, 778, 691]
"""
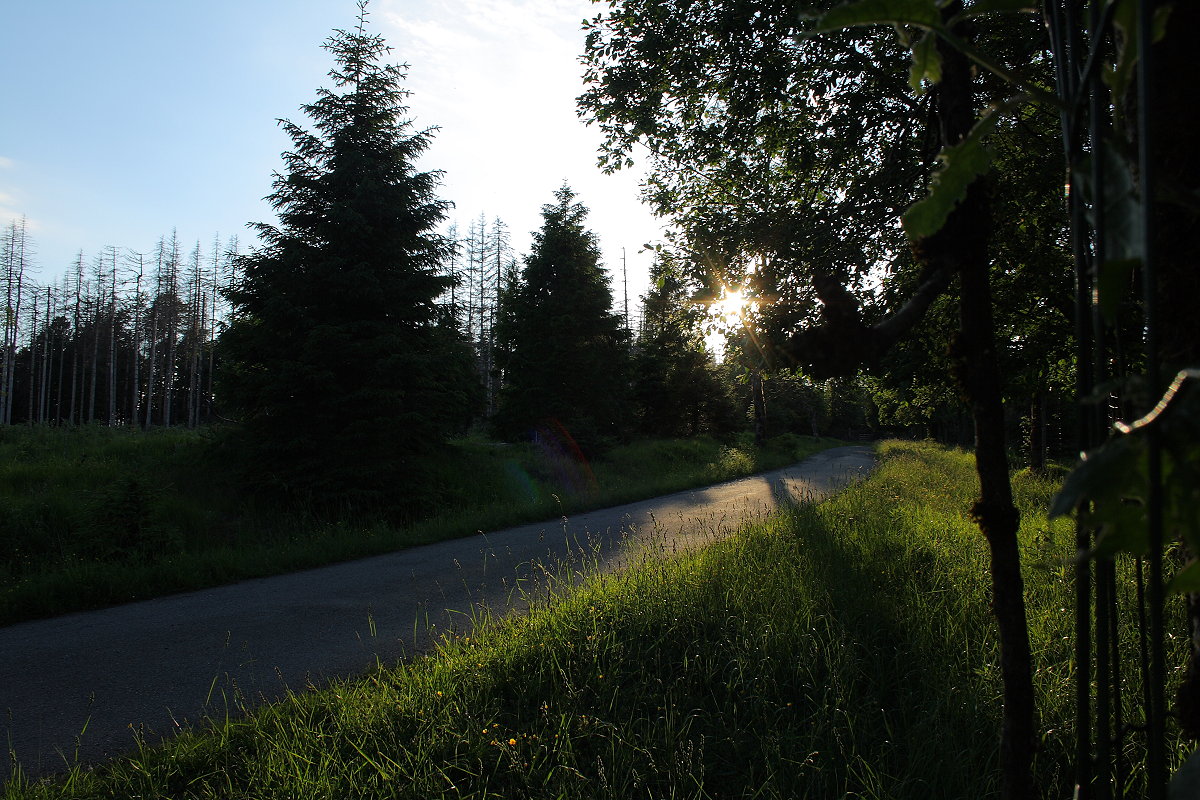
[0, 0, 665, 309]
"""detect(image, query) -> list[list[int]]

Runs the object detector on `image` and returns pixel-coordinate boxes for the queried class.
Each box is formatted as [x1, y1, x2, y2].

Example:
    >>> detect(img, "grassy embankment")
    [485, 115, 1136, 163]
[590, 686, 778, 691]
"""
[6, 440, 1188, 798]
[0, 425, 839, 625]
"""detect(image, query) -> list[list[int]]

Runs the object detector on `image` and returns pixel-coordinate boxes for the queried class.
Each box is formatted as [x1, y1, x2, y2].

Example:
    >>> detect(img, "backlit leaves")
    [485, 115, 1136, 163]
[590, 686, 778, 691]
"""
[1051, 371, 1200, 595]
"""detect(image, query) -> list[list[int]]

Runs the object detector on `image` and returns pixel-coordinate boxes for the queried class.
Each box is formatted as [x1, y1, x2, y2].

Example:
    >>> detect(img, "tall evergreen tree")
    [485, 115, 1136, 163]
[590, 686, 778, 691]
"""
[493, 186, 631, 451]
[220, 0, 471, 506]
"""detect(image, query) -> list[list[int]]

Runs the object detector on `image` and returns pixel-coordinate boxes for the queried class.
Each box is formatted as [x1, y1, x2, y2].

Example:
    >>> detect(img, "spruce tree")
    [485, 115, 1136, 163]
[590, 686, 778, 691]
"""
[493, 186, 631, 451]
[220, 1, 471, 507]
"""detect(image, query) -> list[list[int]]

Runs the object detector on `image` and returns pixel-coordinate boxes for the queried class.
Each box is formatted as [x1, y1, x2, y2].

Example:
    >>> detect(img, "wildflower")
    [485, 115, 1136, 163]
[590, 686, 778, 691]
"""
[508, 738, 517, 746]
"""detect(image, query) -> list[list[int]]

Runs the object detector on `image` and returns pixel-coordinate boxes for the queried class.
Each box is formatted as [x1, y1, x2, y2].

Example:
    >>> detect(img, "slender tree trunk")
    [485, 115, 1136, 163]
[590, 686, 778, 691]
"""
[66, 254, 82, 425]
[55, 278, 67, 424]
[1029, 392, 1046, 473]
[751, 370, 766, 446]
[186, 243, 202, 429]
[28, 289, 39, 425]
[931, 8, 1035, 797]
[88, 294, 99, 424]
[162, 235, 179, 427]
[130, 255, 143, 426]
[40, 287, 52, 423]
[956, 186, 1035, 799]
[2, 220, 28, 425]
[107, 249, 118, 426]
[144, 240, 164, 429]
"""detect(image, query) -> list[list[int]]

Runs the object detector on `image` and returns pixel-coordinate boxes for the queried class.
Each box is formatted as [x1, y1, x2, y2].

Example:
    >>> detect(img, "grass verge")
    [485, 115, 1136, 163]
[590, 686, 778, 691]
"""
[5, 440, 1188, 797]
[0, 426, 840, 625]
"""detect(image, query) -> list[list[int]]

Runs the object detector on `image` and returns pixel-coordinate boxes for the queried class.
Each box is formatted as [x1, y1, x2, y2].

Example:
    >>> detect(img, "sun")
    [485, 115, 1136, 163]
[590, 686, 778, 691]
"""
[712, 287, 753, 324]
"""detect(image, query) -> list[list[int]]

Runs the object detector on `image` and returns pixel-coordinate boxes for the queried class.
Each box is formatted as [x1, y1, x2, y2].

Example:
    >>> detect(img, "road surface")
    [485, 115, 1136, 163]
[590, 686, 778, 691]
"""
[0, 444, 874, 780]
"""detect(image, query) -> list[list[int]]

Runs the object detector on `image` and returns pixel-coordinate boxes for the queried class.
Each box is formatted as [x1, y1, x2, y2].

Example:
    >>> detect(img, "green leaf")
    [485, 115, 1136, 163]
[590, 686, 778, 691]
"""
[1049, 436, 1142, 519]
[1086, 497, 1148, 558]
[902, 104, 1006, 239]
[809, 0, 943, 33]
[1070, 147, 1143, 324]
[1099, 147, 1144, 266]
[1167, 561, 1200, 597]
[1103, 0, 1171, 98]
[909, 32, 942, 93]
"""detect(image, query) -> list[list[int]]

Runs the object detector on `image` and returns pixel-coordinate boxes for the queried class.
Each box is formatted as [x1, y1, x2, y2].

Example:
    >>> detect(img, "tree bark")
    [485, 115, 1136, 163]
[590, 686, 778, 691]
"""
[932, 8, 1035, 797]
[751, 370, 766, 446]
[955, 184, 1036, 800]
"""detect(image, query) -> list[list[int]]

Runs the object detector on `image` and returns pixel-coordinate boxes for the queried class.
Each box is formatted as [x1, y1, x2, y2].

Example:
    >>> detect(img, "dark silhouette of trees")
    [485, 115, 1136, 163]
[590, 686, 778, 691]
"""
[634, 252, 737, 438]
[579, 2, 1077, 794]
[219, 0, 472, 508]
[493, 185, 631, 451]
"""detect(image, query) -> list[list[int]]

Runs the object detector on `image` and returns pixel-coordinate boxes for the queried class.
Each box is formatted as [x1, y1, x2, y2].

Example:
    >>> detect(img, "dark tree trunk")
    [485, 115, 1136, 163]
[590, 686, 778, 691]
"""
[932, 7, 1035, 797]
[956, 197, 1035, 799]
[1029, 392, 1047, 473]
[751, 370, 766, 446]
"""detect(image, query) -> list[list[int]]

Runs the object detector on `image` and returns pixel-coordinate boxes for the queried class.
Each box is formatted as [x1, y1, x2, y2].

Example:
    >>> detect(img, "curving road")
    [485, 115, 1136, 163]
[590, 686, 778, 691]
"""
[0, 445, 874, 781]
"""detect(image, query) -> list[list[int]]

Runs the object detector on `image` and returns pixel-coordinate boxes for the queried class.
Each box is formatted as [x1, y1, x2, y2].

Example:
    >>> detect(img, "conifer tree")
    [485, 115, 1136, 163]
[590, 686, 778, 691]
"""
[221, 0, 471, 506]
[493, 186, 631, 450]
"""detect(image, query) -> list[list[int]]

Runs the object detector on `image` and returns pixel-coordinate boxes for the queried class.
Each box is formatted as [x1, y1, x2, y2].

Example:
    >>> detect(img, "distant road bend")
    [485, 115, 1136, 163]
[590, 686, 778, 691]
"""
[1, 445, 875, 780]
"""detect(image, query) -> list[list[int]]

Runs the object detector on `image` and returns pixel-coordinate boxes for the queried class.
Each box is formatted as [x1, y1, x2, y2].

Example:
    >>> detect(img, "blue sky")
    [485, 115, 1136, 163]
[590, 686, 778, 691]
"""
[1, 0, 663, 302]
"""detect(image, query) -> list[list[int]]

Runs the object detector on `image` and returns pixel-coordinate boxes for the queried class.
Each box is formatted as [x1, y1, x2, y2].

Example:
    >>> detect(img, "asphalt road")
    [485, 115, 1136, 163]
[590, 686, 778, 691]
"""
[1, 444, 875, 781]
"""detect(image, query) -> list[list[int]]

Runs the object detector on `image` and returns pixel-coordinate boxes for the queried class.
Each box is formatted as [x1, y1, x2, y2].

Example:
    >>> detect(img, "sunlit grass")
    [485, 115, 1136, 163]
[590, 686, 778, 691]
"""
[6, 441, 1185, 798]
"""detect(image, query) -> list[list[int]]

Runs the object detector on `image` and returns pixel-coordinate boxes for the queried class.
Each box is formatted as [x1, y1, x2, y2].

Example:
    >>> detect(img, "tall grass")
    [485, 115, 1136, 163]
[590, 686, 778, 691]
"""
[6, 440, 1186, 797]
[0, 426, 840, 625]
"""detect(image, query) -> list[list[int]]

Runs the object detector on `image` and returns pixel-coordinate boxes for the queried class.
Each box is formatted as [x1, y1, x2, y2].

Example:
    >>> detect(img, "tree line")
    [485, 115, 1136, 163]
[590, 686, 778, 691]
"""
[0, 211, 600, 436]
[1, 222, 237, 429]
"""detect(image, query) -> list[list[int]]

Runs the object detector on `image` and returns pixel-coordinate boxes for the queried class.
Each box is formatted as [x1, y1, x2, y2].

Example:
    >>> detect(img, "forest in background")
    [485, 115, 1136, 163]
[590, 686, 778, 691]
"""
[0, 207, 894, 467]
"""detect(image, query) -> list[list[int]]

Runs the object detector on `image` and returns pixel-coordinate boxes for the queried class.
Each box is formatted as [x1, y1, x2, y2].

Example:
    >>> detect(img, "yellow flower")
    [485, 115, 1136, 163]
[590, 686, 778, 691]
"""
[508, 738, 517, 746]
